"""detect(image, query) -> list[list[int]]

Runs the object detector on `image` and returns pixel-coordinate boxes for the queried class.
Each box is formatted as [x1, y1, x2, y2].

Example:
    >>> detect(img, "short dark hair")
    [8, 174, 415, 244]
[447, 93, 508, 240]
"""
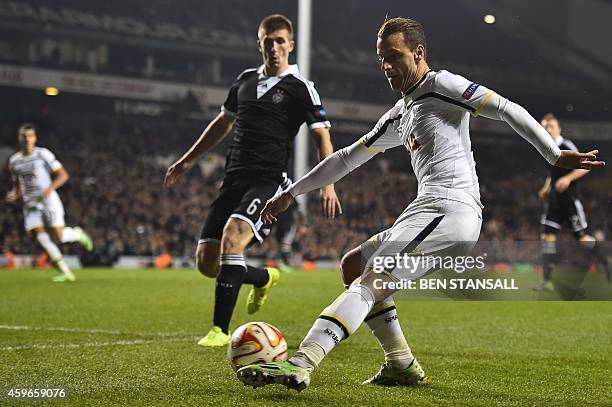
[378, 17, 427, 54]
[18, 123, 36, 134]
[258, 14, 293, 39]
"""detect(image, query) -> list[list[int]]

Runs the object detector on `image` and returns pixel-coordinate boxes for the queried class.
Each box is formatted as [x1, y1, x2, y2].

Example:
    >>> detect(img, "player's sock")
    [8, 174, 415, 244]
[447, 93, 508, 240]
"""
[289, 284, 375, 369]
[585, 240, 610, 267]
[60, 227, 78, 243]
[364, 296, 414, 370]
[245, 265, 269, 287]
[541, 240, 556, 281]
[36, 232, 63, 262]
[213, 254, 246, 334]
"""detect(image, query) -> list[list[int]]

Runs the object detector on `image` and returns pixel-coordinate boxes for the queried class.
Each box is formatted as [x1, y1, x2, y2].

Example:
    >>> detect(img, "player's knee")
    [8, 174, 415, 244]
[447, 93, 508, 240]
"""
[196, 244, 219, 278]
[221, 219, 251, 253]
[340, 250, 362, 287]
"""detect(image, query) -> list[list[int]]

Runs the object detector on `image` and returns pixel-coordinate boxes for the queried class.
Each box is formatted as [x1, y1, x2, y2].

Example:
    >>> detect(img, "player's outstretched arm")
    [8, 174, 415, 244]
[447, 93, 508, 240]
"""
[310, 127, 342, 218]
[164, 112, 235, 188]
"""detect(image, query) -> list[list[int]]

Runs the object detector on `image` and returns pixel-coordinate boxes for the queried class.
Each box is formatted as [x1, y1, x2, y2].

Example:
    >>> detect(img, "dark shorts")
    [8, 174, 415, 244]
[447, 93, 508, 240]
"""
[199, 175, 284, 245]
[541, 192, 588, 234]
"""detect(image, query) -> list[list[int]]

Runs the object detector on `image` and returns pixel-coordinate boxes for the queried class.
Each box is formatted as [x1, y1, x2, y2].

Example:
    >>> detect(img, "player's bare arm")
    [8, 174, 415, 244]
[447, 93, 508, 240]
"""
[538, 176, 552, 200]
[554, 168, 590, 192]
[310, 127, 342, 218]
[164, 111, 235, 188]
[5, 176, 21, 203]
[42, 167, 69, 199]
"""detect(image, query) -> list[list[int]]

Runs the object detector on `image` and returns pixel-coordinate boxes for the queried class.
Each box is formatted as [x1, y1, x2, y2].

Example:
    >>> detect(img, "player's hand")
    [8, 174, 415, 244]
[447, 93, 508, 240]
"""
[319, 185, 342, 218]
[40, 187, 53, 199]
[261, 190, 294, 224]
[164, 160, 191, 188]
[5, 190, 19, 203]
[555, 150, 605, 170]
[554, 177, 571, 193]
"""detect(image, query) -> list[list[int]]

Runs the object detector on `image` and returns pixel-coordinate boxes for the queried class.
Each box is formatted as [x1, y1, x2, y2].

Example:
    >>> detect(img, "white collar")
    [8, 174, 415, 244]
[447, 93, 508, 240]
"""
[257, 64, 300, 80]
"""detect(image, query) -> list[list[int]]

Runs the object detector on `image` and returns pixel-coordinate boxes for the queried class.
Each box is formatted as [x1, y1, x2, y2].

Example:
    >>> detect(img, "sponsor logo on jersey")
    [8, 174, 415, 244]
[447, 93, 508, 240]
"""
[462, 83, 480, 100]
[272, 89, 285, 104]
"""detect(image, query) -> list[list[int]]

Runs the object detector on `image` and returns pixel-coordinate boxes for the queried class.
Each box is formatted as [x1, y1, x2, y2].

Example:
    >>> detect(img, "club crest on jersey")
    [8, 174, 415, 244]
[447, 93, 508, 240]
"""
[462, 83, 480, 100]
[272, 89, 285, 104]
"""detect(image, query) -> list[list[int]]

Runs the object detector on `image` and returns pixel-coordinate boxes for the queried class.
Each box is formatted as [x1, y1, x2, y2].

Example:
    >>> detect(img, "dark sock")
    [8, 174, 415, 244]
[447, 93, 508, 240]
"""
[591, 241, 610, 266]
[279, 248, 291, 265]
[213, 254, 246, 334]
[542, 240, 557, 282]
[542, 253, 555, 281]
[245, 265, 269, 287]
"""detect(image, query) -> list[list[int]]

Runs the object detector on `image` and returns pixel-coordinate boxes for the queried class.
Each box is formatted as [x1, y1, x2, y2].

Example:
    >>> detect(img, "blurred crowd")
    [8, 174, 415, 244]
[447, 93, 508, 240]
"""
[1, 120, 610, 266]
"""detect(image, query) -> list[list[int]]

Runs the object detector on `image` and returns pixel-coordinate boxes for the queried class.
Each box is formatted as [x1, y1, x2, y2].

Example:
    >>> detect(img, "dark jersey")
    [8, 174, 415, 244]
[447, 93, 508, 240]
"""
[222, 65, 330, 178]
[548, 136, 580, 196]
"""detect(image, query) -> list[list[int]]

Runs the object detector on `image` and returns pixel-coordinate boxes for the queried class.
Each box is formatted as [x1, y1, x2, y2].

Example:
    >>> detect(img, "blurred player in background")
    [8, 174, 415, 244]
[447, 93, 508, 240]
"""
[164, 14, 341, 347]
[271, 199, 301, 272]
[237, 17, 605, 391]
[5, 123, 93, 282]
[536, 113, 611, 290]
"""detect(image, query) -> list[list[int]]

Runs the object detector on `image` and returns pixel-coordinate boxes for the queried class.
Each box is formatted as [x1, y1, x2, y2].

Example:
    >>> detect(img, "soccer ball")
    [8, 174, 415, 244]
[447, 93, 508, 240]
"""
[227, 322, 288, 370]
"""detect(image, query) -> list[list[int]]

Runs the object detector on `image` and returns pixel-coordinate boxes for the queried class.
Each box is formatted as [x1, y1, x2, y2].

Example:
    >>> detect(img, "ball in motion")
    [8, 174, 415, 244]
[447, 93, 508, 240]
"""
[228, 322, 288, 370]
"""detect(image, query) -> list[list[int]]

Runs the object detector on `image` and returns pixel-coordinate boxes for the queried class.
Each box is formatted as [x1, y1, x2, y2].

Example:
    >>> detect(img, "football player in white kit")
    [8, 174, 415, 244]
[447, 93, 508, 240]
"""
[236, 18, 605, 391]
[6, 123, 93, 282]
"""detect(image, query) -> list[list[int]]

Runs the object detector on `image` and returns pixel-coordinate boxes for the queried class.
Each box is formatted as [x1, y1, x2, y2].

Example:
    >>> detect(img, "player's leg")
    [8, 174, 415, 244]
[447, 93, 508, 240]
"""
[195, 239, 220, 278]
[237, 198, 482, 390]
[536, 197, 562, 291]
[571, 201, 611, 281]
[47, 195, 92, 251]
[274, 208, 297, 272]
[341, 245, 415, 374]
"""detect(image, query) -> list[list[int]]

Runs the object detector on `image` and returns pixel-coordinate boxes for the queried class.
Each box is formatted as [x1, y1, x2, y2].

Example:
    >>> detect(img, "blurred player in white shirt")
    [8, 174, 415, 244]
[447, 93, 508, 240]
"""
[236, 17, 605, 391]
[6, 123, 93, 282]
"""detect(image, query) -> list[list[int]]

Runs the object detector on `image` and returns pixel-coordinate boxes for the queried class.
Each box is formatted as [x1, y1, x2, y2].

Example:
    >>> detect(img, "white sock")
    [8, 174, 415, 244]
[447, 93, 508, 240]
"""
[54, 259, 74, 278]
[365, 296, 414, 370]
[60, 227, 78, 243]
[36, 232, 63, 261]
[290, 284, 375, 369]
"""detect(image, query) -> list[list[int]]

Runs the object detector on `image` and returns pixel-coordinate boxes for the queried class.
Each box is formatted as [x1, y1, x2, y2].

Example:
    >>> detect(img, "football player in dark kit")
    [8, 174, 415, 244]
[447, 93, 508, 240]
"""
[164, 14, 341, 346]
[535, 113, 610, 290]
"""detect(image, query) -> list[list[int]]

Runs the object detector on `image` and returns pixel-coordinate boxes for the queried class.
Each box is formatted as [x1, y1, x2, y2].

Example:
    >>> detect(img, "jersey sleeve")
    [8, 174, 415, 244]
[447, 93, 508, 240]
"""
[295, 80, 331, 130]
[358, 102, 404, 153]
[221, 78, 239, 117]
[432, 71, 496, 117]
[434, 71, 561, 165]
[40, 148, 63, 172]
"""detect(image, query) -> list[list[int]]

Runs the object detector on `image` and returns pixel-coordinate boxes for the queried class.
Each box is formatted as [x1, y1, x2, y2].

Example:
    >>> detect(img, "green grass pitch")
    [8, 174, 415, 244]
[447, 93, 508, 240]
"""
[1, 268, 611, 406]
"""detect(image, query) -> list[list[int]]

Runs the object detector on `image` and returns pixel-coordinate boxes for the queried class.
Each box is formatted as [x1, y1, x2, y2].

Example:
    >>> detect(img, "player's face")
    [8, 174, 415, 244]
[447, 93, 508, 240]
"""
[541, 119, 561, 138]
[377, 32, 420, 93]
[258, 29, 294, 75]
[18, 129, 37, 153]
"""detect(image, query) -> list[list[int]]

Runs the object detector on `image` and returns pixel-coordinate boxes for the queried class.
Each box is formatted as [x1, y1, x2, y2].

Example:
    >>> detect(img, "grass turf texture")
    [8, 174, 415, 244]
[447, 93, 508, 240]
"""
[1, 268, 611, 406]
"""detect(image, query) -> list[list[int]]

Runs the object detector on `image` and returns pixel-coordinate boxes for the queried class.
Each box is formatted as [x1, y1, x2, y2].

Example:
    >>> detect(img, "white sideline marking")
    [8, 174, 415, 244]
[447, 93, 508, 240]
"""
[1, 337, 194, 352]
[0, 324, 193, 338]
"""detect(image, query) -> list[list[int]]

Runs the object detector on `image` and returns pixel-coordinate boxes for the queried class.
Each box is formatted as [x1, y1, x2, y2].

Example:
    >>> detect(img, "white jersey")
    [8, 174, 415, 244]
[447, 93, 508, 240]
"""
[288, 69, 560, 215]
[9, 147, 63, 207]
[361, 70, 495, 211]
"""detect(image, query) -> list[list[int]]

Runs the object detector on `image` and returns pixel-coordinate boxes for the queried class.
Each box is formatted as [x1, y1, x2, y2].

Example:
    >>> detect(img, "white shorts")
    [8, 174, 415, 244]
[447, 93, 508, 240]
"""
[362, 195, 482, 282]
[23, 193, 65, 232]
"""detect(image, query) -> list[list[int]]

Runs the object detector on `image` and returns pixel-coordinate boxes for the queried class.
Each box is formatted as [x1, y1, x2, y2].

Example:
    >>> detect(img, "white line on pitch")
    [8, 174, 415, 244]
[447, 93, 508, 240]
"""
[0, 324, 195, 338]
[0, 337, 195, 352]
